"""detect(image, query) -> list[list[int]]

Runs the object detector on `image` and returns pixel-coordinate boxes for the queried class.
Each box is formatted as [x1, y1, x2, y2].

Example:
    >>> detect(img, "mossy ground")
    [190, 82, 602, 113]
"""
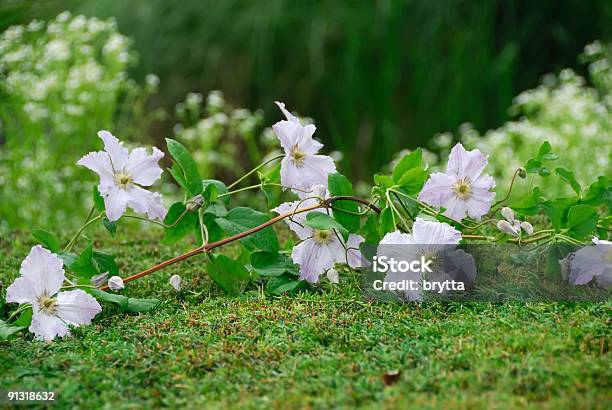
[0, 228, 610, 409]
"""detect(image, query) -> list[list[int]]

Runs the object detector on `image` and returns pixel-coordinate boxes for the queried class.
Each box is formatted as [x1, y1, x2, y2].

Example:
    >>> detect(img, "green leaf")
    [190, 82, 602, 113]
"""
[362, 213, 381, 243]
[546, 243, 576, 277]
[14, 307, 32, 327]
[102, 218, 117, 237]
[58, 252, 77, 267]
[555, 167, 581, 195]
[266, 274, 307, 295]
[328, 172, 360, 233]
[303, 212, 348, 239]
[566, 204, 598, 239]
[202, 179, 229, 204]
[397, 168, 427, 195]
[373, 174, 394, 190]
[541, 198, 577, 230]
[166, 138, 203, 195]
[0, 319, 25, 340]
[93, 186, 105, 212]
[378, 206, 395, 236]
[93, 251, 119, 276]
[392, 149, 423, 182]
[69, 243, 98, 280]
[216, 207, 279, 252]
[32, 229, 60, 253]
[163, 202, 198, 244]
[206, 254, 251, 296]
[260, 163, 282, 208]
[582, 176, 611, 207]
[250, 251, 298, 277]
[168, 163, 189, 191]
[537, 141, 552, 159]
[87, 289, 160, 313]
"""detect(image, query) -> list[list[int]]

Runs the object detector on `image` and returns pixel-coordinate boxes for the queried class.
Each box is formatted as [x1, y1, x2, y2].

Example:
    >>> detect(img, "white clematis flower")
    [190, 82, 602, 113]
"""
[272, 199, 364, 283]
[77, 130, 167, 222]
[418, 143, 495, 221]
[569, 238, 612, 288]
[377, 218, 464, 301]
[273, 102, 336, 194]
[5, 245, 101, 341]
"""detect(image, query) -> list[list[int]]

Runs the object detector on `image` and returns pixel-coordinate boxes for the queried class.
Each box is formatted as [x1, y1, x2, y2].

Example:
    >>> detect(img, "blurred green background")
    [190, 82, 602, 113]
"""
[1, 0, 611, 230]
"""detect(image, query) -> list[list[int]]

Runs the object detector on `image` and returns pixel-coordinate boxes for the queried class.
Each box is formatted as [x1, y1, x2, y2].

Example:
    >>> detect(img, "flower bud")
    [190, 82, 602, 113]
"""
[186, 194, 204, 212]
[91, 272, 109, 287]
[497, 220, 519, 237]
[520, 221, 534, 236]
[326, 268, 339, 284]
[501, 207, 515, 223]
[108, 276, 124, 291]
[169, 274, 182, 291]
[517, 167, 527, 179]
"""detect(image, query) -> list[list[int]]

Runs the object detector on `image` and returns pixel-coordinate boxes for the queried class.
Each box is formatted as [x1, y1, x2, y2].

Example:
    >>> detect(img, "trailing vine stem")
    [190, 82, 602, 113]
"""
[101, 196, 381, 290]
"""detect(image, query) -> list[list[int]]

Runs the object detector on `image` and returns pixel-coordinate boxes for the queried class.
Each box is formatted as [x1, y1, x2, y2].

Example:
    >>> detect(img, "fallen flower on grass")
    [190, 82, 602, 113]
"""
[169, 274, 182, 291]
[107, 276, 124, 291]
[5, 245, 101, 341]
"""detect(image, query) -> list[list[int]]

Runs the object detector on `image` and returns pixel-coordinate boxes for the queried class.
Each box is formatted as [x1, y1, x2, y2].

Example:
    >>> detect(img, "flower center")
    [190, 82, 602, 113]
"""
[114, 171, 133, 189]
[38, 295, 57, 315]
[290, 144, 306, 167]
[452, 178, 472, 200]
[313, 229, 334, 245]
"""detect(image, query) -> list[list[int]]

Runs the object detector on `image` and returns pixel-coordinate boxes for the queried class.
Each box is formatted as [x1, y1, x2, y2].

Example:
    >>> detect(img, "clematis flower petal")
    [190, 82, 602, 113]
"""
[446, 143, 488, 181]
[272, 199, 321, 240]
[7, 245, 64, 304]
[169, 274, 182, 291]
[55, 289, 102, 326]
[411, 218, 462, 245]
[104, 186, 131, 222]
[275, 101, 299, 123]
[108, 276, 124, 291]
[346, 234, 365, 268]
[30, 312, 70, 342]
[98, 130, 128, 170]
[127, 186, 167, 221]
[326, 268, 340, 284]
[292, 239, 338, 283]
[417, 172, 454, 208]
[125, 147, 164, 186]
[76, 151, 114, 189]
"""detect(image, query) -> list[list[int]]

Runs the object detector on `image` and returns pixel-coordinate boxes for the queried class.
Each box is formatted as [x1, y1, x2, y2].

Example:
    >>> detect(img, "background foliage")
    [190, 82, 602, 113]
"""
[0, 0, 611, 230]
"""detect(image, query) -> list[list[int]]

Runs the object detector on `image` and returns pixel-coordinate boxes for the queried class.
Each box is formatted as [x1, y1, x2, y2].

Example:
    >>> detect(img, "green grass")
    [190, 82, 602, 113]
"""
[0, 229, 610, 409]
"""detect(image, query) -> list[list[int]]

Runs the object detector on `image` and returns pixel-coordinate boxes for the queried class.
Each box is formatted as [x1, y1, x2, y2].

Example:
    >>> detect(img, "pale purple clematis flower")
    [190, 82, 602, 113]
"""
[273, 102, 336, 194]
[569, 238, 612, 288]
[169, 274, 182, 291]
[77, 131, 167, 222]
[418, 143, 495, 221]
[272, 199, 364, 283]
[5, 245, 102, 341]
[377, 218, 464, 301]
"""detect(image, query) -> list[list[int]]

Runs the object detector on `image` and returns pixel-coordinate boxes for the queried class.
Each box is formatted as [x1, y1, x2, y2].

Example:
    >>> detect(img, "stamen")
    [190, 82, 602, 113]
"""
[290, 144, 306, 167]
[113, 171, 133, 189]
[38, 295, 57, 315]
[452, 178, 472, 200]
[312, 229, 333, 245]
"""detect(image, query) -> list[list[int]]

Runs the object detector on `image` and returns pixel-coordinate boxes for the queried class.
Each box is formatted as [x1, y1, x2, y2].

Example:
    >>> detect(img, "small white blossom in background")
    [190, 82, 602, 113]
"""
[568, 238, 612, 288]
[108, 276, 124, 291]
[5, 245, 101, 341]
[273, 101, 336, 195]
[78, 131, 167, 222]
[272, 200, 364, 283]
[418, 143, 495, 221]
[169, 275, 182, 292]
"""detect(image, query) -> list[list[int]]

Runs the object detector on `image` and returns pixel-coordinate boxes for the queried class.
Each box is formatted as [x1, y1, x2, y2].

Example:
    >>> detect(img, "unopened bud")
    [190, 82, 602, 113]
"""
[169, 274, 182, 291]
[497, 220, 519, 237]
[326, 268, 339, 284]
[91, 272, 109, 287]
[520, 221, 534, 236]
[501, 207, 515, 223]
[517, 167, 527, 179]
[186, 194, 204, 212]
[108, 276, 124, 291]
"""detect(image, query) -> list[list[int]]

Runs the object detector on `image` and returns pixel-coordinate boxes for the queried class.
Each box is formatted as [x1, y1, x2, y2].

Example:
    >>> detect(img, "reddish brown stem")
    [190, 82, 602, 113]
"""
[101, 196, 379, 290]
